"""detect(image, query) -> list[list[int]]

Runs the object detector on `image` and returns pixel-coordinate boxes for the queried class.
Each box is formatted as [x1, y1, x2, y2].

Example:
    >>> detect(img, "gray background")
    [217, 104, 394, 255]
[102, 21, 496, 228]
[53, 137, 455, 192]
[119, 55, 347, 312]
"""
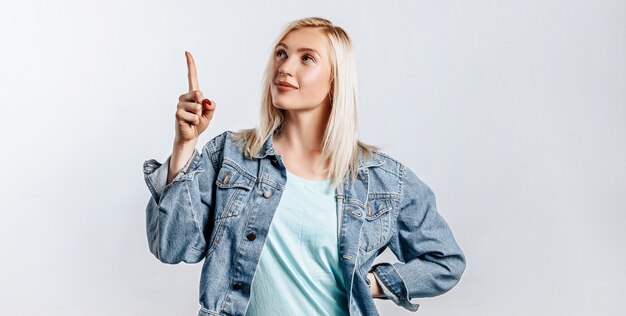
[1, 0, 624, 315]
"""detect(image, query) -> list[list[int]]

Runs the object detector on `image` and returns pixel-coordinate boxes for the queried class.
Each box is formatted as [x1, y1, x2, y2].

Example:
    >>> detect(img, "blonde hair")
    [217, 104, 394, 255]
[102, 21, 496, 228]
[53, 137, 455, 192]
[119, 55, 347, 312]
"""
[233, 17, 379, 191]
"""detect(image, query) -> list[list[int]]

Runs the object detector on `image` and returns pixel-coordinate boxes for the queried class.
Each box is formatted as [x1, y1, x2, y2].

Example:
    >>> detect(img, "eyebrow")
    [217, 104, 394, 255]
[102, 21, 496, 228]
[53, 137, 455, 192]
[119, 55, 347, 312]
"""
[275, 43, 321, 57]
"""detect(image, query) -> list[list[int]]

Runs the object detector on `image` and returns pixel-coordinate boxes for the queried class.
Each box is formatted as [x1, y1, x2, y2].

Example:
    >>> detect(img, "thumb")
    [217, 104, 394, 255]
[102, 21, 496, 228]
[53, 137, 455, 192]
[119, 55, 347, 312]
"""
[202, 98, 215, 112]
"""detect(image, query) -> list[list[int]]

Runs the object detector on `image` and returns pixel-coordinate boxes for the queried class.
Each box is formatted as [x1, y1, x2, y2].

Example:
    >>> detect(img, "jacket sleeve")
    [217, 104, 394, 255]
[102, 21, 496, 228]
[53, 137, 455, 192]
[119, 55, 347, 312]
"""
[142, 140, 219, 264]
[370, 164, 466, 312]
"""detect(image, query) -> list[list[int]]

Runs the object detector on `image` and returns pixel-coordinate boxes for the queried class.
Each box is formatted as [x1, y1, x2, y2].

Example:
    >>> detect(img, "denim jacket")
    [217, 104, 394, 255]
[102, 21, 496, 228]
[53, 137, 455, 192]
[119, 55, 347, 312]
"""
[142, 130, 465, 316]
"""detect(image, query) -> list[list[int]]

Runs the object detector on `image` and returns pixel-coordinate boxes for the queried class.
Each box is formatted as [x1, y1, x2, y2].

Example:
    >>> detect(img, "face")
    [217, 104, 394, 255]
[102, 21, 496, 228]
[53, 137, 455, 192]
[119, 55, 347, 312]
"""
[270, 28, 333, 112]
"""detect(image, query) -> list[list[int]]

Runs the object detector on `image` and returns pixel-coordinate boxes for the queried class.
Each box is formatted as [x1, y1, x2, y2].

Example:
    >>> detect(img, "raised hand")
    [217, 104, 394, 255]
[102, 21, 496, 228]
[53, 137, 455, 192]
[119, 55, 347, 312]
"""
[174, 51, 217, 144]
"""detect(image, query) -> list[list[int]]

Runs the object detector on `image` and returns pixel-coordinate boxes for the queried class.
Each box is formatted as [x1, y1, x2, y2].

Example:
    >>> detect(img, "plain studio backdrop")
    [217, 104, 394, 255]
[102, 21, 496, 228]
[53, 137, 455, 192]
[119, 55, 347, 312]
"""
[1, 1, 624, 315]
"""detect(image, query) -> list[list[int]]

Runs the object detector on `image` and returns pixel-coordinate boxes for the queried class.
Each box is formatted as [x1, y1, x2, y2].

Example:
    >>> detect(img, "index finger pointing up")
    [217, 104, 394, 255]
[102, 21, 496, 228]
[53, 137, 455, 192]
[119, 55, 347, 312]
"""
[185, 51, 199, 92]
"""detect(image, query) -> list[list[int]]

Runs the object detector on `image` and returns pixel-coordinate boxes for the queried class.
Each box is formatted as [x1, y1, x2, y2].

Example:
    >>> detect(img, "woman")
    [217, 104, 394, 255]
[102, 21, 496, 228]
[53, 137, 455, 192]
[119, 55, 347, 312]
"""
[143, 17, 465, 315]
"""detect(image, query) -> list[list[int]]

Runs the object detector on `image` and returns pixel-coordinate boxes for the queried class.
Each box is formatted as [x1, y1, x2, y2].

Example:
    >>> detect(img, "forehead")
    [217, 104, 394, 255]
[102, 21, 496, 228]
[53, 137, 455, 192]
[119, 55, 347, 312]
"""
[278, 28, 329, 57]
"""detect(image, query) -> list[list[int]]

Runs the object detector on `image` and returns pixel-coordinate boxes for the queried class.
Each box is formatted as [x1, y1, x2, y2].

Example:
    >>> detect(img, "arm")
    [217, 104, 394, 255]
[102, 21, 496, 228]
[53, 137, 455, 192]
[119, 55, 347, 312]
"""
[367, 272, 388, 298]
[167, 140, 197, 185]
[142, 139, 220, 264]
[370, 164, 466, 311]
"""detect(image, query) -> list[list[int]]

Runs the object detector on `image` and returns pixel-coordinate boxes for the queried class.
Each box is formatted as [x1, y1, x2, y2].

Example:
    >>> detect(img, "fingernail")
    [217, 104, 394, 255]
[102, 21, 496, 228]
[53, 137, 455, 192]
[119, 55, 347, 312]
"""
[202, 99, 210, 106]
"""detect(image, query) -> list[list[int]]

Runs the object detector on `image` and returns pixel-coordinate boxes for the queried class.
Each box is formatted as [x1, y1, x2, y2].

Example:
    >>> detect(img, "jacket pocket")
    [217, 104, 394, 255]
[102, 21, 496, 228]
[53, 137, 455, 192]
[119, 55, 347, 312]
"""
[214, 161, 255, 219]
[359, 197, 394, 252]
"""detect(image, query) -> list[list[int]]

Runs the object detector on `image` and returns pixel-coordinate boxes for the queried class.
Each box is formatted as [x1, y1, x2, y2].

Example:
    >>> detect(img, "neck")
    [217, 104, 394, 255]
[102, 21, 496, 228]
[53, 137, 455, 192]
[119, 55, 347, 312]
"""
[274, 105, 331, 155]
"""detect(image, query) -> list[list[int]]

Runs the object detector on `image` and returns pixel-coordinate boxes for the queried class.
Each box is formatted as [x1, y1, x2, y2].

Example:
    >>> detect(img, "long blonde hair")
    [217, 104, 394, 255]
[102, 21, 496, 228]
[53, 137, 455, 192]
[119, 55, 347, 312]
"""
[233, 17, 379, 191]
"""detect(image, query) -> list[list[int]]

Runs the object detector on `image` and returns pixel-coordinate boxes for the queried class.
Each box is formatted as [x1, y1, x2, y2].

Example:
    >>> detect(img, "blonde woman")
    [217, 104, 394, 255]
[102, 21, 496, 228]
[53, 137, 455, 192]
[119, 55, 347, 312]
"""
[143, 17, 465, 315]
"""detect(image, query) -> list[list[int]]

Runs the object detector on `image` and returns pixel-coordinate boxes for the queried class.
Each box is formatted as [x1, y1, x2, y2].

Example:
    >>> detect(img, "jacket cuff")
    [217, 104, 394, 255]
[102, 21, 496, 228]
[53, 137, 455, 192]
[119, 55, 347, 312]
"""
[372, 262, 420, 312]
[143, 148, 199, 203]
[372, 270, 397, 301]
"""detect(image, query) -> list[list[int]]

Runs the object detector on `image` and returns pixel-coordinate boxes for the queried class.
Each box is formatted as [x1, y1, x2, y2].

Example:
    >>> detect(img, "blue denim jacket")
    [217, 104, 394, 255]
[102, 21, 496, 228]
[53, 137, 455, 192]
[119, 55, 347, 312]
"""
[143, 130, 465, 316]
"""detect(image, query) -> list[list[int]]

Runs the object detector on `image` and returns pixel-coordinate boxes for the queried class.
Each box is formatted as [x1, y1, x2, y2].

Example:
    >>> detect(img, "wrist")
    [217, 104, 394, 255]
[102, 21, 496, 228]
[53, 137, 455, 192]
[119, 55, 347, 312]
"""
[173, 137, 197, 149]
[167, 140, 197, 184]
[367, 272, 384, 298]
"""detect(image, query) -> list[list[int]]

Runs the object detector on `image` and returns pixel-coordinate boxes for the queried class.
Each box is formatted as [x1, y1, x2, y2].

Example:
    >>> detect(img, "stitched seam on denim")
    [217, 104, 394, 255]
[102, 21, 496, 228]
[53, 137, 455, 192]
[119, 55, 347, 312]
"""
[374, 151, 401, 165]
[184, 180, 202, 250]
[222, 159, 256, 183]
[358, 164, 383, 170]
[368, 192, 401, 200]
[190, 245, 204, 255]
[199, 306, 219, 316]
[257, 176, 284, 190]
[371, 269, 395, 303]
[344, 197, 366, 208]
[205, 220, 223, 257]
[173, 167, 201, 184]
[360, 220, 392, 253]
[217, 188, 240, 219]
[389, 263, 419, 308]
[347, 230, 360, 311]
[357, 153, 383, 169]
[361, 198, 394, 252]
[219, 273, 233, 313]
[144, 173, 159, 204]
[390, 206, 399, 251]
[375, 266, 403, 305]
[154, 198, 162, 261]
[399, 164, 406, 210]
[209, 145, 219, 171]
[365, 168, 370, 202]
[377, 164, 400, 177]
[222, 167, 251, 309]
[392, 164, 406, 262]
[207, 136, 222, 172]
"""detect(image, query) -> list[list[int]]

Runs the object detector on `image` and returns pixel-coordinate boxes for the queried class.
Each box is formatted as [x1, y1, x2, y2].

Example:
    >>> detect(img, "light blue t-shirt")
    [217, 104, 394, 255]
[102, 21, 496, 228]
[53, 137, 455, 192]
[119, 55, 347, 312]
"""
[245, 169, 350, 316]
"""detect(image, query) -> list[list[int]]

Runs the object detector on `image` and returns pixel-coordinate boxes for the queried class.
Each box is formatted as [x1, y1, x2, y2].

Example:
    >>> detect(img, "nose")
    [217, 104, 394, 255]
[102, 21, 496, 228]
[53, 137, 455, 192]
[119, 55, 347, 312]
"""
[276, 56, 296, 78]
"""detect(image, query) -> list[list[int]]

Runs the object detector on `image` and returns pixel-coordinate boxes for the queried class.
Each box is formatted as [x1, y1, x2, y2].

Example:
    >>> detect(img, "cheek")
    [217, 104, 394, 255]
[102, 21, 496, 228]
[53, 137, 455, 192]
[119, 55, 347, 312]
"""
[301, 68, 331, 96]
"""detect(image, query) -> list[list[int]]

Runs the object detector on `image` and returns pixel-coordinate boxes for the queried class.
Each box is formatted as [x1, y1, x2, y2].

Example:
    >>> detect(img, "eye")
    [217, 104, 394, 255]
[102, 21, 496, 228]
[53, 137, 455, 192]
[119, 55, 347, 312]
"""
[302, 54, 315, 63]
[275, 50, 287, 58]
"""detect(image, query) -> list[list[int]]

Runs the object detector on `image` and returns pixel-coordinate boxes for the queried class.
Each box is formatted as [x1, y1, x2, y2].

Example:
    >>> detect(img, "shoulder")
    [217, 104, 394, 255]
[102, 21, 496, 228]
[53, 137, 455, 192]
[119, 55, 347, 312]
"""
[368, 150, 434, 198]
[365, 149, 403, 177]
[201, 129, 255, 168]
[203, 130, 246, 153]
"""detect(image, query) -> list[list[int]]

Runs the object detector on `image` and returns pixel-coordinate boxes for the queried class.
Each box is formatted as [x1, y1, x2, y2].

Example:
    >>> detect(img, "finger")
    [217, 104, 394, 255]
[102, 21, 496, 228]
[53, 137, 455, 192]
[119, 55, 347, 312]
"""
[201, 99, 216, 121]
[176, 109, 200, 126]
[185, 51, 199, 92]
[182, 102, 202, 116]
[179, 90, 204, 103]
[201, 98, 216, 112]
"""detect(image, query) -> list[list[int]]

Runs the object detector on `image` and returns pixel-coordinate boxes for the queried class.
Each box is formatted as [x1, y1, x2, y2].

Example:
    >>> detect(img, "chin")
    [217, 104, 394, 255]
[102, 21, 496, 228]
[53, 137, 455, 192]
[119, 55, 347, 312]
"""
[270, 97, 286, 108]
[271, 96, 295, 110]
[272, 103, 298, 111]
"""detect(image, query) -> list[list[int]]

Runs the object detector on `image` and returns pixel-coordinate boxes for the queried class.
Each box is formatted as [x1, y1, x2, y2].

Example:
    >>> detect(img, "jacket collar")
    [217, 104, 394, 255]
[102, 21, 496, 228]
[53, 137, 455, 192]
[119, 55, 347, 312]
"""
[251, 132, 384, 169]
[250, 131, 277, 159]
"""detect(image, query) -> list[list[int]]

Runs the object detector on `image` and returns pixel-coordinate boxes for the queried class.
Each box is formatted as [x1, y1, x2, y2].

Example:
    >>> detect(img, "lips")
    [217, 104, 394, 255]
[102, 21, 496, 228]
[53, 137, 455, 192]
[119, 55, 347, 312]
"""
[275, 80, 298, 89]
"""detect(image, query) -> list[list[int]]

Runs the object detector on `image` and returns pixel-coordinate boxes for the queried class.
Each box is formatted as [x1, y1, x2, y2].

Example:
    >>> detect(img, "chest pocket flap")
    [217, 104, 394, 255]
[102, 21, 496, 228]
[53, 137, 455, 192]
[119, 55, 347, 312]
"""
[215, 162, 255, 190]
[214, 162, 255, 219]
[364, 198, 393, 220]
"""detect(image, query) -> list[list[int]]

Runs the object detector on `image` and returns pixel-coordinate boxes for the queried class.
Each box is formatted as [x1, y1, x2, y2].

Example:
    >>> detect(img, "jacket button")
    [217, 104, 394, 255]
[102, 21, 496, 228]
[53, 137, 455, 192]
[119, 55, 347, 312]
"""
[233, 282, 243, 290]
[263, 191, 272, 198]
[246, 232, 256, 241]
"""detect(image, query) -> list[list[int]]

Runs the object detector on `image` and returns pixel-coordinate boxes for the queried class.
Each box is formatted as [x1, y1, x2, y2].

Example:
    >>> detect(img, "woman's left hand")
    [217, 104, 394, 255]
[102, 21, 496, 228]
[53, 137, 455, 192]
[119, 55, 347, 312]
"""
[368, 272, 385, 298]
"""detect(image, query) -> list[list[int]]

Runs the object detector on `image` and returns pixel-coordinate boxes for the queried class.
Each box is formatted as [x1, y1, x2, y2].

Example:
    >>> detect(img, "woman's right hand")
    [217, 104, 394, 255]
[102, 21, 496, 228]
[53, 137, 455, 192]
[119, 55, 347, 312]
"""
[175, 51, 217, 144]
